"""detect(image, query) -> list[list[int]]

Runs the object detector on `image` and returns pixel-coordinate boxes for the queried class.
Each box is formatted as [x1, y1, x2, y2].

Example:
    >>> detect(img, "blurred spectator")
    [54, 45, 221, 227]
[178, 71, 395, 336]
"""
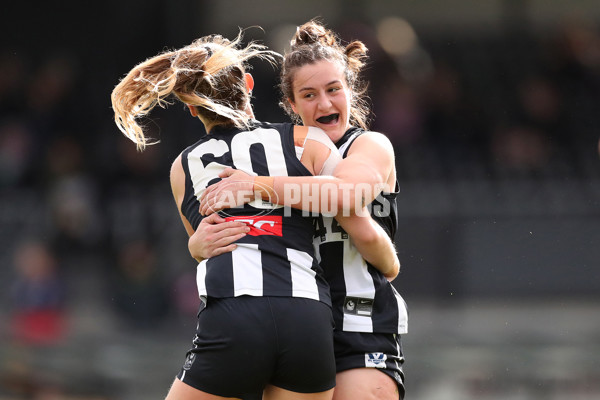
[25, 52, 79, 126]
[44, 135, 104, 255]
[0, 51, 27, 118]
[110, 240, 170, 329]
[421, 61, 491, 178]
[0, 118, 34, 187]
[490, 124, 554, 177]
[115, 132, 163, 184]
[9, 240, 67, 346]
[171, 270, 201, 319]
[373, 76, 424, 147]
[516, 74, 563, 131]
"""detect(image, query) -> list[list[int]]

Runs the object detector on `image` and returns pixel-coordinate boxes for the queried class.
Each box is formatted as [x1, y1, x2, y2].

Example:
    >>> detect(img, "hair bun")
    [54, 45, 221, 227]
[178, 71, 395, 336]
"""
[291, 21, 336, 49]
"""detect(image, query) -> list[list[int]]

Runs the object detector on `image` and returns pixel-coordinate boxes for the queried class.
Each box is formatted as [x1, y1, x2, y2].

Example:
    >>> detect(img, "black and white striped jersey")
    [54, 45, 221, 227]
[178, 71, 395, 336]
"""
[313, 127, 408, 333]
[180, 121, 330, 306]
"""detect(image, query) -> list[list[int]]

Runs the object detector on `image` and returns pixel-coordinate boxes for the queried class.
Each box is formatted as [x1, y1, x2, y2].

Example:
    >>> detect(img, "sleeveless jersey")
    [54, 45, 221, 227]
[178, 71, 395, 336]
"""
[313, 127, 408, 333]
[180, 121, 330, 306]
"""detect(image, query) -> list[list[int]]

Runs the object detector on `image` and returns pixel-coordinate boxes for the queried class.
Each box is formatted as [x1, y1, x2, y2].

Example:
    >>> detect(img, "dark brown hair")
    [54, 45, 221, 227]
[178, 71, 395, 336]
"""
[279, 20, 370, 129]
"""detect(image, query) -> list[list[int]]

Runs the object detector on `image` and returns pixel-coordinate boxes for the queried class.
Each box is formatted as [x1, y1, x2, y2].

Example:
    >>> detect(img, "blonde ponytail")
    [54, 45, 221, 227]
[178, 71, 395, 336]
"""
[111, 34, 279, 150]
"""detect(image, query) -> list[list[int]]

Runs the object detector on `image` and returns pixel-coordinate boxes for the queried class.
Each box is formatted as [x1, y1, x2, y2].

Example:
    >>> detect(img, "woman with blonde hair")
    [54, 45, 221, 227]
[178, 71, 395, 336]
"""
[197, 20, 408, 400]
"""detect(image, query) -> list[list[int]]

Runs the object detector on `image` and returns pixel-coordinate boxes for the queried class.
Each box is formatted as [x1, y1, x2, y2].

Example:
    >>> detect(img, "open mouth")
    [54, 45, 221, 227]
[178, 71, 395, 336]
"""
[316, 113, 339, 124]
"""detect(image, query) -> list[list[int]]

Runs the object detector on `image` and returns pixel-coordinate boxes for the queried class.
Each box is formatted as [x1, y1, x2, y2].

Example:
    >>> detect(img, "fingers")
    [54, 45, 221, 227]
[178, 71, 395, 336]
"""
[214, 222, 250, 235]
[218, 167, 236, 178]
[200, 182, 225, 216]
[212, 229, 248, 248]
[189, 221, 249, 259]
[200, 190, 232, 216]
[203, 225, 249, 258]
[211, 243, 239, 257]
[201, 212, 227, 224]
[200, 196, 212, 216]
[199, 180, 218, 203]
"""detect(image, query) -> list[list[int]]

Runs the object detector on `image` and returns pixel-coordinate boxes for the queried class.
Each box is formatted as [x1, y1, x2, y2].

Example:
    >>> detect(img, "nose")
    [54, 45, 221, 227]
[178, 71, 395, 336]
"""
[317, 94, 332, 110]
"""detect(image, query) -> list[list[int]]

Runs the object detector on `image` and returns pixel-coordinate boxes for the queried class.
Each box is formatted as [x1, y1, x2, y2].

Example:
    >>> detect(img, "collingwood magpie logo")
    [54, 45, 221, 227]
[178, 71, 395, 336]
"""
[183, 352, 196, 370]
[345, 299, 356, 311]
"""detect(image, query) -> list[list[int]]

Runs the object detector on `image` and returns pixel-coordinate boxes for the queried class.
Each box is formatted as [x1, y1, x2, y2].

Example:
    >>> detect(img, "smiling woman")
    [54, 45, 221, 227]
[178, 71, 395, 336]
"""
[287, 60, 351, 142]
[279, 24, 371, 143]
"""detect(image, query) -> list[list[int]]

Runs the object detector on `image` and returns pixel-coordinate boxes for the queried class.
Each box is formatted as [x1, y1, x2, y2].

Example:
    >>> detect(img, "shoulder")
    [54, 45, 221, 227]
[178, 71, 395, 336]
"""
[256, 120, 294, 133]
[349, 130, 394, 155]
[306, 126, 337, 151]
[170, 153, 185, 184]
[169, 153, 190, 208]
[359, 130, 393, 147]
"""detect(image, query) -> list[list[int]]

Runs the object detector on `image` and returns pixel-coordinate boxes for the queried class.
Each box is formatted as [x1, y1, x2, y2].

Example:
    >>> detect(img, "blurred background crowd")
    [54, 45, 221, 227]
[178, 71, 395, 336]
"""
[1, 1, 599, 399]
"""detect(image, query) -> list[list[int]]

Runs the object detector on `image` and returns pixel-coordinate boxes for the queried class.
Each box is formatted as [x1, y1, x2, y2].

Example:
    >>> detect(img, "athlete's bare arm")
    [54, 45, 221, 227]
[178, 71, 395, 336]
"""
[192, 130, 400, 278]
[169, 154, 249, 263]
[335, 213, 399, 280]
[199, 131, 395, 216]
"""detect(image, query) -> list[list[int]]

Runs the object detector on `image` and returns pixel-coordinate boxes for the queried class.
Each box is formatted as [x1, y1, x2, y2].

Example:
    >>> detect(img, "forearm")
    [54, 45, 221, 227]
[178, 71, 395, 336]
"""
[254, 175, 384, 215]
[188, 233, 206, 263]
[336, 213, 400, 280]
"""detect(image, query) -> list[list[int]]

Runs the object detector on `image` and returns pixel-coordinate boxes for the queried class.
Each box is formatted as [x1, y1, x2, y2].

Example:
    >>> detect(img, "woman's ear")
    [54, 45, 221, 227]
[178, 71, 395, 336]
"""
[289, 98, 297, 114]
[187, 104, 198, 117]
[245, 73, 254, 94]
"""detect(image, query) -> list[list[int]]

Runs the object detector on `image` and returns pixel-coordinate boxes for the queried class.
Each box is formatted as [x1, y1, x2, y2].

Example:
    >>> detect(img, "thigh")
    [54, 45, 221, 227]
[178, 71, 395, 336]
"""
[333, 331, 405, 399]
[264, 384, 333, 400]
[269, 297, 336, 393]
[177, 296, 277, 397]
[333, 368, 398, 400]
[166, 378, 243, 400]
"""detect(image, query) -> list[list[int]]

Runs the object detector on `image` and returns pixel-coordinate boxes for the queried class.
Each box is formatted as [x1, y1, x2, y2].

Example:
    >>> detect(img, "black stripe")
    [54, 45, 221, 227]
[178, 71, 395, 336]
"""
[319, 241, 346, 328]
[260, 242, 292, 296]
[205, 252, 234, 298]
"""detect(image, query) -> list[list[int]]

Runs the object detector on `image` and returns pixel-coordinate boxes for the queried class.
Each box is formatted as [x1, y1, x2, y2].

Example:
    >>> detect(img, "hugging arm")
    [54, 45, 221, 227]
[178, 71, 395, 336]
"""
[335, 212, 399, 281]
[195, 131, 399, 277]
[169, 154, 249, 263]
[199, 132, 395, 216]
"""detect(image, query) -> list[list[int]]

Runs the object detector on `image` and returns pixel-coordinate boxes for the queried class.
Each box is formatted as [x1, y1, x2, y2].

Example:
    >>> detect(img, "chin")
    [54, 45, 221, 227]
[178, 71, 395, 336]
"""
[324, 128, 345, 143]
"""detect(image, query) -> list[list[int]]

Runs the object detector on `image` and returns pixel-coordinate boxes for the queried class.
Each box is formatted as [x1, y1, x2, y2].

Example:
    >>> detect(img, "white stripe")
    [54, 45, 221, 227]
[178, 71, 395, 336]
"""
[392, 285, 409, 334]
[343, 314, 373, 333]
[232, 244, 264, 296]
[188, 138, 229, 200]
[342, 239, 376, 332]
[287, 248, 319, 300]
[196, 260, 208, 298]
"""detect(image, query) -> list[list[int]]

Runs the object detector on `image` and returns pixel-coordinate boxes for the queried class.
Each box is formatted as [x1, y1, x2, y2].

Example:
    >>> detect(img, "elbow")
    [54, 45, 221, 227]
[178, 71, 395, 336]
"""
[385, 258, 400, 281]
[351, 221, 382, 245]
[188, 235, 204, 263]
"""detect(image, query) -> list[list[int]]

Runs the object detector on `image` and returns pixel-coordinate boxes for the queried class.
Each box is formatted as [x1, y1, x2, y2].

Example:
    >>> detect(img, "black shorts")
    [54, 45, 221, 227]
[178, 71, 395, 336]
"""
[176, 296, 336, 397]
[334, 330, 405, 399]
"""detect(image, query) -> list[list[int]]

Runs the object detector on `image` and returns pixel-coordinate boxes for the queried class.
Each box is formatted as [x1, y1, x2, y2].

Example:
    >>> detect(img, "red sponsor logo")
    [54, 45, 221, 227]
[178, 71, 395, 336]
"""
[225, 215, 283, 237]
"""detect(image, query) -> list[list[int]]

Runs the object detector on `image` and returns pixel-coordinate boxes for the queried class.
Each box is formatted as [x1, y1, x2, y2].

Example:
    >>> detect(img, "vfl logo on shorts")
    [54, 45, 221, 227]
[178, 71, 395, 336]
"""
[225, 216, 283, 236]
[365, 352, 387, 368]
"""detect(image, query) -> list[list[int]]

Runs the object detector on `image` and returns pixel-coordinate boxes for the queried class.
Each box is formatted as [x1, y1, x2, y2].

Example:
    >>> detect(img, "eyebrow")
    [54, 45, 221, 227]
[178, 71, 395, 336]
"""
[298, 80, 342, 93]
